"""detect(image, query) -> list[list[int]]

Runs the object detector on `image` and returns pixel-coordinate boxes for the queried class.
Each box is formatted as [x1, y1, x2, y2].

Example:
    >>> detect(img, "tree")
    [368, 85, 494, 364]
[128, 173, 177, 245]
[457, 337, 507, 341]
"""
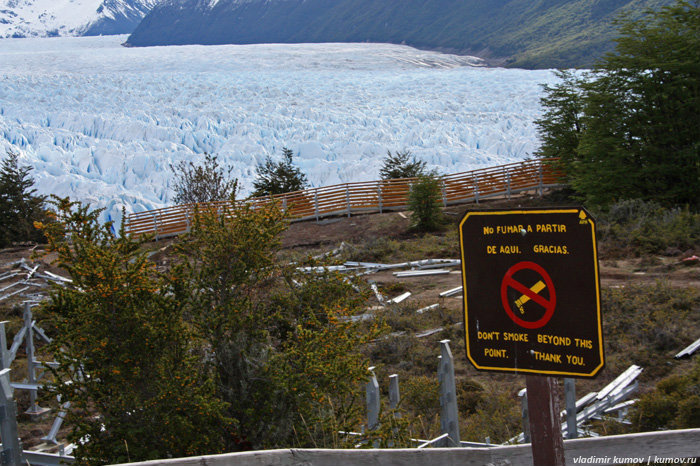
[533, 70, 586, 175]
[39, 198, 230, 465]
[408, 173, 444, 231]
[251, 147, 308, 197]
[0, 150, 47, 247]
[170, 153, 238, 205]
[379, 150, 427, 180]
[175, 203, 381, 449]
[535, 0, 700, 208]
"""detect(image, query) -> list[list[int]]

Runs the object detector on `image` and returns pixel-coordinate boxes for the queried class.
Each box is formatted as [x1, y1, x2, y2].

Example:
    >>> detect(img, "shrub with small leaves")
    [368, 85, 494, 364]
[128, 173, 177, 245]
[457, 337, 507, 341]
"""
[39, 198, 231, 466]
[175, 203, 383, 449]
[379, 150, 427, 180]
[633, 359, 700, 431]
[170, 153, 238, 205]
[408, 173, 444, 231]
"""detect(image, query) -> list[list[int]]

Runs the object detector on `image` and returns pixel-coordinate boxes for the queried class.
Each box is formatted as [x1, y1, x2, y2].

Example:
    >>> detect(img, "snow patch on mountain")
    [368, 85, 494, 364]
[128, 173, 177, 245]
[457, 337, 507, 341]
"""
[0, 35, 558, 227]
[0, 0, 157, 38]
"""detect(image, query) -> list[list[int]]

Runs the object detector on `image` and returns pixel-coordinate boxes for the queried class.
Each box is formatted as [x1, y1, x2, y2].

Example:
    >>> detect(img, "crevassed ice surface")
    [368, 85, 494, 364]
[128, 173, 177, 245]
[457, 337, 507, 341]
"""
[0, 35, 557, 227]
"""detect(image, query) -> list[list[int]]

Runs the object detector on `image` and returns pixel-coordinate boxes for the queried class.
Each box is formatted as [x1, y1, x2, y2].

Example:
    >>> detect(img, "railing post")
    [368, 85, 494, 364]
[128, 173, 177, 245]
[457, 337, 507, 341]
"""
[438, 340, 460, 447]
[506, 169, 511, 200]
[282, 196, 287, 214]
[24, 303, 37, 414]
[473, 176, 480, 204]
[346, 185, 351, 218]
[538, 163, 544, 197]
[152, 212, 159, 241]
[366, 367, 380, 431]
[565, 378, 577, 439]
[20, 303, 48, 417]
[0, 369, 25, 466]
[0, 321, 9, 371]
[378, 184, 383, 214]
[441, 179, 447, 207]
[519, 388, 530, 443]
[314, 189, 319, 223]
[389, 374, 400, 411]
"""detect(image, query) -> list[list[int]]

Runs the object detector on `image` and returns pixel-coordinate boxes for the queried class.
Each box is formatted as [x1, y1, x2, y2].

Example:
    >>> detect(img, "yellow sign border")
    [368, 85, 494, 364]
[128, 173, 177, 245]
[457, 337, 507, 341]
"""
[459, 208, 604, 378]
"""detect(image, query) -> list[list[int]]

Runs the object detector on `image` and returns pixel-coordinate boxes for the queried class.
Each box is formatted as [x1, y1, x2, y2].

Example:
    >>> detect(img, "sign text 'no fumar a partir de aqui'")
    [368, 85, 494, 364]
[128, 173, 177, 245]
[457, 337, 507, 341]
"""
[459, 208, 604, 378]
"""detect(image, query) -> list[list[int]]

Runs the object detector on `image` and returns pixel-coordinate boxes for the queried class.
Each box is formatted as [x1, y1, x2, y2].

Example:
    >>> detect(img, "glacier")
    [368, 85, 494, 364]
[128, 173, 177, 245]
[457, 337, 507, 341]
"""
[0, 35, 559, 227]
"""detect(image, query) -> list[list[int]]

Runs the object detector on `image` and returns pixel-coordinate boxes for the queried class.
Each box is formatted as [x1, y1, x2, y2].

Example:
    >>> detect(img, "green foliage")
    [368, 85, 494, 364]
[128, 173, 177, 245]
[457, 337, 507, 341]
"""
[175, 203, 382, 449]
[596, 199, 700, 256]
[535, 0, 700, 208]
[461, 383, 521, 444]
[38, 198, 230, 466]
[360, 405, 415, 448]
[534, 70, 586, 175]
[408, 173, 444, 232]
[251, 147, 309, 197]
[633, 359, 700, 430]
[170, 153, 239, 205]
[379, 150, 426, 180]
[401, 376, 440, 421]
[603, 281, 699, 377]
[0, 150, 48, 248]
[344, 237, 403, 263]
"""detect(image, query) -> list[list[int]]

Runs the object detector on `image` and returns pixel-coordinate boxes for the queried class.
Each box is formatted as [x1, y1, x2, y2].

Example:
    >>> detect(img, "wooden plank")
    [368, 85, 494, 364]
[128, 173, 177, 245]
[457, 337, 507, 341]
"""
[114, 429, 700, 466]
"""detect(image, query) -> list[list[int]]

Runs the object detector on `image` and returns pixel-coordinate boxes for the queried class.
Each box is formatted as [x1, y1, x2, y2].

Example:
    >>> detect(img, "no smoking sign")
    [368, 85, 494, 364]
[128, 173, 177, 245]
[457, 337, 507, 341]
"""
[501, 261, 556, 330]
[459, 208, 604, 377]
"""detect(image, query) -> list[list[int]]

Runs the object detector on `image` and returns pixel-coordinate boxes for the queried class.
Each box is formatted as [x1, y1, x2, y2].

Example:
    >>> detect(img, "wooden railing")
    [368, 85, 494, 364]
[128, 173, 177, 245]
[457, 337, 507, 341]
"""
[124, 158, 564, 239]
[114, 428, 700, 466]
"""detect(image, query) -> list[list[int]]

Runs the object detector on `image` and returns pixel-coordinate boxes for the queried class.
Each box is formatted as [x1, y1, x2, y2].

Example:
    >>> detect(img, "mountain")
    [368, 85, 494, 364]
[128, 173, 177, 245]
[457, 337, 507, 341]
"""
[0, 0, 159, 38]
[124, 0, 674, 68]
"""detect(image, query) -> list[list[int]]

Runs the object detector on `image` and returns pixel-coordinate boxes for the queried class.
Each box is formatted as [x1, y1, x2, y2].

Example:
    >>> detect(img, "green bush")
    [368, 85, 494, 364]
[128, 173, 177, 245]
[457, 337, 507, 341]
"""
[408, 174, 445, 232]
[603, 281, 699, 378]
[633, 359, 700, 431]
[39, 198, 230, 465]
[170, 153, 238, 205]
[596, 199, 700, 256]
[176, 203, 382, 449]
[344, 237, 403, 263]
[461, 384, 521, 444]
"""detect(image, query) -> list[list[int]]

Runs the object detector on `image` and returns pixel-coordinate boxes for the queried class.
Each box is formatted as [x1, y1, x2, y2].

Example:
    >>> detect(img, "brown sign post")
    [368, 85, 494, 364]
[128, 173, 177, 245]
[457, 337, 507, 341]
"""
[459, 207, 604, 465]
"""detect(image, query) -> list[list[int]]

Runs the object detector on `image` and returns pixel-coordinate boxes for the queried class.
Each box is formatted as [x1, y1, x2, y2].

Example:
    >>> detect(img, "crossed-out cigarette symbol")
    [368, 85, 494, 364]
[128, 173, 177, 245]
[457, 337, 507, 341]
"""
[514, 280, 546, 314]
[501, 261, 556, 330]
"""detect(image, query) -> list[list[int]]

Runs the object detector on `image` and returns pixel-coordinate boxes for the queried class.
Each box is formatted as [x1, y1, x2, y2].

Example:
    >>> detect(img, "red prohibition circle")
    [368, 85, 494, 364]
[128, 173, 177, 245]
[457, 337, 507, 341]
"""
[500, 261, 556, 329]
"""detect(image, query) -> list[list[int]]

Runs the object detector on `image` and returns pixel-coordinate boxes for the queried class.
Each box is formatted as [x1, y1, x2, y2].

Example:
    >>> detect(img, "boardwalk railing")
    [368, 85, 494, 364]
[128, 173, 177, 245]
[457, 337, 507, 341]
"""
[114, 428, 700, 466]
[124, 158, 564, 239]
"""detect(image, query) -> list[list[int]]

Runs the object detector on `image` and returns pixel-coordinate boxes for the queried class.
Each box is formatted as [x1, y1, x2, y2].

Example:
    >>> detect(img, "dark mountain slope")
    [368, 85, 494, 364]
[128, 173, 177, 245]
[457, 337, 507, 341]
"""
[125, 0, 674, 68]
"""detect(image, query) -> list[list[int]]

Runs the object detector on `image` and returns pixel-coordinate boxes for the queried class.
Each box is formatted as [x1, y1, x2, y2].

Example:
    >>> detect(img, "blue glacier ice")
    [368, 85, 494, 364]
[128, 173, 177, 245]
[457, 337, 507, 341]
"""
[0, 35, 559, 227]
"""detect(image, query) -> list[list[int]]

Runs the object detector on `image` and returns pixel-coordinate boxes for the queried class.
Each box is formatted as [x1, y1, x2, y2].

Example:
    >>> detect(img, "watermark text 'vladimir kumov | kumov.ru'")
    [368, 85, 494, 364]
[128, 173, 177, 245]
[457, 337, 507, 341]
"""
[573, 456, 697, 464]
